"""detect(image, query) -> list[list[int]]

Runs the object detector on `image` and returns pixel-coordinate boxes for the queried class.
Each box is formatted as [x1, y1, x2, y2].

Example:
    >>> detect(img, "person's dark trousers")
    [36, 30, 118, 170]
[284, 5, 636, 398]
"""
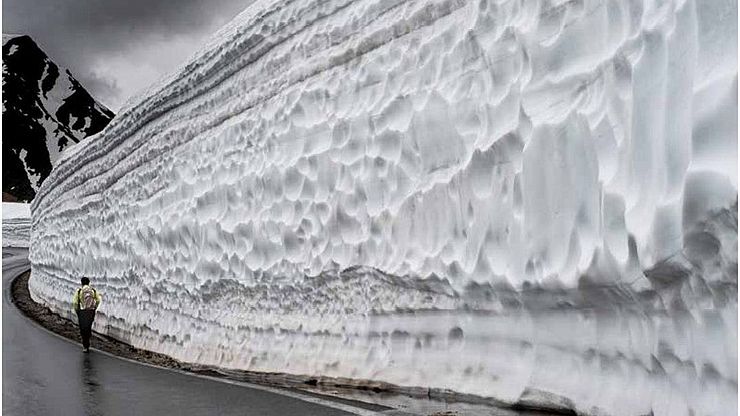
[76, 309, 96, 349]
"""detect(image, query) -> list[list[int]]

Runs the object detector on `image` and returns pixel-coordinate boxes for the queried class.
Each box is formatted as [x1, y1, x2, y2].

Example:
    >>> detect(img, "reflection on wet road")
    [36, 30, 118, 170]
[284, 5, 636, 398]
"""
[2, 248, 370, 416]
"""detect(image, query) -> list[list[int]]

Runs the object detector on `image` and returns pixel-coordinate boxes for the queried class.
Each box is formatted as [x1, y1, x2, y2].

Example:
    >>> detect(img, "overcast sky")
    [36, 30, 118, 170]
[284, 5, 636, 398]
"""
[3, 0, 254, 111]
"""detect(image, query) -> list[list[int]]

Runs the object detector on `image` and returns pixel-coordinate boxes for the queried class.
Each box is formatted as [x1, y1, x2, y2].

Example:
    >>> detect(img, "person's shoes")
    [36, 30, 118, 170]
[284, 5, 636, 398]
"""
[83, 347, 90, 353]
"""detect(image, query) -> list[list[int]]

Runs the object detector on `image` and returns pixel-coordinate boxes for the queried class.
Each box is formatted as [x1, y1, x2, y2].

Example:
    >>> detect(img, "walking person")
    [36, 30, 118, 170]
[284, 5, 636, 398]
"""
[72, 277, 102, 352]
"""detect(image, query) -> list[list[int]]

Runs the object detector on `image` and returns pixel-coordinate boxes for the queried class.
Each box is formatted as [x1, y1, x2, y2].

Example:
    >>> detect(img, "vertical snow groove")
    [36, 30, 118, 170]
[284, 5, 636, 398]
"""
[30, 0, 737, 415]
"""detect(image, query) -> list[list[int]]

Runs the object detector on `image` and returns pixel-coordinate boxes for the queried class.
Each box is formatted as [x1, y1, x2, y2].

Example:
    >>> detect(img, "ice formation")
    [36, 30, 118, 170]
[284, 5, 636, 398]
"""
[30, 0, 737, 414]
[3, 202, 31, 247]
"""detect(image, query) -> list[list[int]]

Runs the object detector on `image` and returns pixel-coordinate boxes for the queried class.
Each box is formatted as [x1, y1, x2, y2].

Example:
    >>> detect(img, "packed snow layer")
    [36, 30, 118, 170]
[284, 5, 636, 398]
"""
[30, 0, 737, 414]
[3, 203, 31, 247]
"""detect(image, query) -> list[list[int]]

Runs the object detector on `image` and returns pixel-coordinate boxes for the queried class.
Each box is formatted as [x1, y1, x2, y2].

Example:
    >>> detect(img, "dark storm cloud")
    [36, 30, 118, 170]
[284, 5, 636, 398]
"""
[3, 0, 253, 110]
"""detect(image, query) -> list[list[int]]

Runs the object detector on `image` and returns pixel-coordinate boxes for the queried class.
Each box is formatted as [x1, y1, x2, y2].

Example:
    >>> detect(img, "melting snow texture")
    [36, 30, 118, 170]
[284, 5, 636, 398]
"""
[30, 0, 737, 414]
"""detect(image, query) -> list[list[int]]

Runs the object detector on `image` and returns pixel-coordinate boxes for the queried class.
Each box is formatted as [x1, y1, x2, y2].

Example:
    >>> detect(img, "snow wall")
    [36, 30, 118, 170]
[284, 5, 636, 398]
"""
[30, 0, 737, 414]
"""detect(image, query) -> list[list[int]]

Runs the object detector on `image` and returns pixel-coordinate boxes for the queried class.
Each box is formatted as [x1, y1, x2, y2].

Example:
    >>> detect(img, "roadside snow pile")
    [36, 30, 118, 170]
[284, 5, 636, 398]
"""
[30, 0, 737, 414]
[3, 203, 31, 247]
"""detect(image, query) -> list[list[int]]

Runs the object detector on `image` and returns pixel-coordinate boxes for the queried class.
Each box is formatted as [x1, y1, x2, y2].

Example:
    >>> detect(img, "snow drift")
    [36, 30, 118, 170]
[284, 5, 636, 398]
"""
[30, 0, 737, 414]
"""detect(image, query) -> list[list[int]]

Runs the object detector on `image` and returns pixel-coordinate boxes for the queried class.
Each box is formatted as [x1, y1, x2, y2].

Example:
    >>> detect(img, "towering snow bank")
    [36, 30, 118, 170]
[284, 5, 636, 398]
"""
[30, 0, 737, 414]
[3, 203, 31, 247]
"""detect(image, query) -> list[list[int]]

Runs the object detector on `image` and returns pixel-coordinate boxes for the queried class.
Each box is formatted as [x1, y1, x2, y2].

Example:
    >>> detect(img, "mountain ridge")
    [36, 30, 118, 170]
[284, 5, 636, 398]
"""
[2, 34, 114, 201]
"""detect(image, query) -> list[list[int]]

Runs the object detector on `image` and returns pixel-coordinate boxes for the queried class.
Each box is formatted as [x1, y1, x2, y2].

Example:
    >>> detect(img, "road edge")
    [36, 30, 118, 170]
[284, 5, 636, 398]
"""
[12, 270, 574, 416]
[10, 270, 394, 416]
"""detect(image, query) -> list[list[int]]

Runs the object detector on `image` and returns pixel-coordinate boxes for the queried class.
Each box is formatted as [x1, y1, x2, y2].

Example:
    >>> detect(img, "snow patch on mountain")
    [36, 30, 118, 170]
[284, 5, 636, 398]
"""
[29, 0, 737, 415]
[2, 34, 114, 201]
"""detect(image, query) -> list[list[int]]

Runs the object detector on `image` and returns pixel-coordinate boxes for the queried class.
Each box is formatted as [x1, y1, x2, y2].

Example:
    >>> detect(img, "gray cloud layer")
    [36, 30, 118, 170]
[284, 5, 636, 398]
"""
[4, 0, 253, 111]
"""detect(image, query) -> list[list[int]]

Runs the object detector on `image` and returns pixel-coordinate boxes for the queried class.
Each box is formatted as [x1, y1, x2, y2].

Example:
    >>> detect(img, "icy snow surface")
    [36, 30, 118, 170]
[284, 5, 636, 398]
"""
[3, 203, 31, 247]
[30, 0, 737, 414]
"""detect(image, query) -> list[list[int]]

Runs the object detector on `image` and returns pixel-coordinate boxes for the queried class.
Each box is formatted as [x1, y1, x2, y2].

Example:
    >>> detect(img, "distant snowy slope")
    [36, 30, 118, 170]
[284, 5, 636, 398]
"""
[2, 34, 114, 202]
[30, 1, 737, 415]
[3, 202, 31, 247]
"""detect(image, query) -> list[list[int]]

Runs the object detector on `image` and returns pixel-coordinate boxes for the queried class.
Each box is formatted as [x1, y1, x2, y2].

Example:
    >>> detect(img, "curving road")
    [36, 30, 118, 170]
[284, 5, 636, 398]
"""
[2, 248, 386, 416]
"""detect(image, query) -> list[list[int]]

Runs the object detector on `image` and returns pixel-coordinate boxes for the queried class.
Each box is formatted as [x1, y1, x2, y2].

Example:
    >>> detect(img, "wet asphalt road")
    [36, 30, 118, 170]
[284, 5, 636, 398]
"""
[2, 247, 372, 416]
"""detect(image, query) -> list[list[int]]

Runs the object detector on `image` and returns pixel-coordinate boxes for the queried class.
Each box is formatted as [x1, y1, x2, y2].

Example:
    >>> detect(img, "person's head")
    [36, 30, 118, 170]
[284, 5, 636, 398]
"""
[81, 277, 90, 286]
